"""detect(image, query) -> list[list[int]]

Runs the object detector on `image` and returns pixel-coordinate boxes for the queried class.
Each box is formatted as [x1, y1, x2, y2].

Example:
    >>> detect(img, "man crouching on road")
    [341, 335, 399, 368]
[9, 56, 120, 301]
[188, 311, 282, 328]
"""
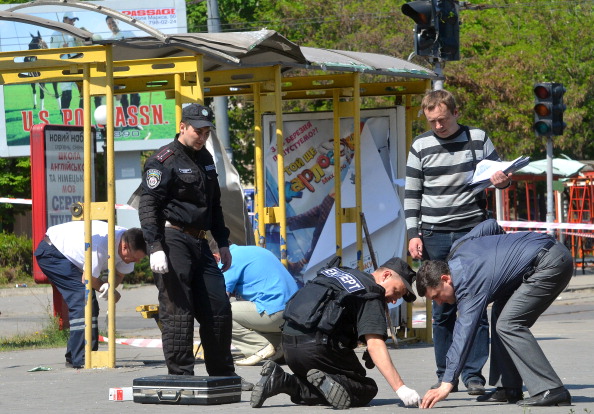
[250, 257, 421, 409]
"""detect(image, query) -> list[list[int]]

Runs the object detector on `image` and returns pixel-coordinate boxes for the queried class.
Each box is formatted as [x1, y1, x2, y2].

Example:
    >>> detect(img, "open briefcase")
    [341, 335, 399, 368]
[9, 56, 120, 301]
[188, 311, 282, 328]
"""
[133, 375, 241, 405]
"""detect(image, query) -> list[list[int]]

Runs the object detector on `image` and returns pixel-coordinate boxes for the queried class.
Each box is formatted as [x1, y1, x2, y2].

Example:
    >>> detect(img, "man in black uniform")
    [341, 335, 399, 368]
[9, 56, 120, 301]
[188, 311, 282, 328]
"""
[250, 257, 422, 409]
[138, 103, 237, 379]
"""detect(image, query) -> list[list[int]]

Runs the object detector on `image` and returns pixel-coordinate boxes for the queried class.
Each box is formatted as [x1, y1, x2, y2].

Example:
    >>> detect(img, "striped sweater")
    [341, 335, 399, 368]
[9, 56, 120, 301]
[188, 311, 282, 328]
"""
[404, 125, 500, 240]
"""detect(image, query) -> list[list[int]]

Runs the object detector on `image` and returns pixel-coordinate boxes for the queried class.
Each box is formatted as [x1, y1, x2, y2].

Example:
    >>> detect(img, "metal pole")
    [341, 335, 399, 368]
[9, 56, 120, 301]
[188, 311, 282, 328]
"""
[546, 137, 555, 234]
[206, 0, 232, 161]
[433, 59, 444, 91]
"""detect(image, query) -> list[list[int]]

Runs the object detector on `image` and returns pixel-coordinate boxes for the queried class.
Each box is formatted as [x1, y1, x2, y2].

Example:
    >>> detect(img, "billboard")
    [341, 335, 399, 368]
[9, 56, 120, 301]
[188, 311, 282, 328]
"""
[263, 108, 408, 285]
[0, 0, 187, 157]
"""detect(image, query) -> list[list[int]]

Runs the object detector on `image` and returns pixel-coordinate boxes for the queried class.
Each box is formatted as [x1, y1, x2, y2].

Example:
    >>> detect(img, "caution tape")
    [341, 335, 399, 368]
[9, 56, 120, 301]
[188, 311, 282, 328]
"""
[99, 335, 201, 348]
[499, 220, 594, 231]
[0, 197, 32, 205]
[0, 197, 136, 210]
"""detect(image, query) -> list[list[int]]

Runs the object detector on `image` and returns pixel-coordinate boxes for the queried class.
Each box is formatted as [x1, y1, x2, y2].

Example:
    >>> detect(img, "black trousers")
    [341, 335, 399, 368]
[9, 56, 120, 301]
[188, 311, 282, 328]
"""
[155, 228, 234, 376]
[283, 335, 378, 407]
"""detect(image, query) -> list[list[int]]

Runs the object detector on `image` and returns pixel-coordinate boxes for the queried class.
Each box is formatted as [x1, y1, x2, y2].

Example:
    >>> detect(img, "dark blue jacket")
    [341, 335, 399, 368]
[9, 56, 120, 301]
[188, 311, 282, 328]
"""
[443, 219, 555, 383]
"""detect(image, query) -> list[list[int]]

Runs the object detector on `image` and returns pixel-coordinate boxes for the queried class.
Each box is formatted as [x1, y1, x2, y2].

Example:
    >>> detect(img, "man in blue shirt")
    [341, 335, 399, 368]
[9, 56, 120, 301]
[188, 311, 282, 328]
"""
[210, 241, 299, 366]
[416, 219, 573, 408]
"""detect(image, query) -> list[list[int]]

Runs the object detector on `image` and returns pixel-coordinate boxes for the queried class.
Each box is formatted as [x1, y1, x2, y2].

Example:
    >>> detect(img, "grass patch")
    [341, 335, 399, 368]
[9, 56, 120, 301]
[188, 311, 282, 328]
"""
[0, 315, 68, 352]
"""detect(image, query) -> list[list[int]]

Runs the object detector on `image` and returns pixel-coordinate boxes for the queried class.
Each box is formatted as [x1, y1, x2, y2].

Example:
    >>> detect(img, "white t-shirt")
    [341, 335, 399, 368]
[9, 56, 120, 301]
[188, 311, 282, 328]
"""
[46, 221, 134, 277]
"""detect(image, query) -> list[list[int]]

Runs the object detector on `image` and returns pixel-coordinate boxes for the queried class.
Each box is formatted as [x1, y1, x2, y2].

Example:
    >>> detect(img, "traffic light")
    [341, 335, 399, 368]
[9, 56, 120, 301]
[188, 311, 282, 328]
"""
[435, 0, 460, 61]
[401, 0, 437, 57]
[533, 82, 566, 137]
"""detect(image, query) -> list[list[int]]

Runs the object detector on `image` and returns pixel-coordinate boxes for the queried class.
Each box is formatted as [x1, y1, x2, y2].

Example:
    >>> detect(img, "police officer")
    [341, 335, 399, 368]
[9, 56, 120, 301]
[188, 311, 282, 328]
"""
[250, 257, 422, 409]
[138, 103, 237, 378]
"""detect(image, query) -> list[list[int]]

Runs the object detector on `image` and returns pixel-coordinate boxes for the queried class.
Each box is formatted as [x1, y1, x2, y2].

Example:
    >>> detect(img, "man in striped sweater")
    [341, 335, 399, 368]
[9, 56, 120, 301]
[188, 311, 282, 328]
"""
[404, 89, 511, 397]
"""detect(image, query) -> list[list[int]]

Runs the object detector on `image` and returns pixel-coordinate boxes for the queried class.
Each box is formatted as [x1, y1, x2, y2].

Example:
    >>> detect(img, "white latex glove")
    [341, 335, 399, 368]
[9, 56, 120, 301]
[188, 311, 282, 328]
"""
[396, 385, 421, 407]
[150, 251, 169, 274]
[98, 283, 109, 300]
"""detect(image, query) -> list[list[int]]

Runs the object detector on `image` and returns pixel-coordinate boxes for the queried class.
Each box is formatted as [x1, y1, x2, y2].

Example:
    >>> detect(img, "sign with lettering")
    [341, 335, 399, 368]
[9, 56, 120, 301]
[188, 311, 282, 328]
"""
[43, 127, 89, 226]
[263, 108, 407, 284]
[0, 0, 187, 157]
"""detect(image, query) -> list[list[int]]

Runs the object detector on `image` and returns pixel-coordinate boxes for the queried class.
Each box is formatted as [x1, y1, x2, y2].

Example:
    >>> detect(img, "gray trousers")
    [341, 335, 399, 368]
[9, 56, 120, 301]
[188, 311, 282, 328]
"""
[489, 241, 573, 396]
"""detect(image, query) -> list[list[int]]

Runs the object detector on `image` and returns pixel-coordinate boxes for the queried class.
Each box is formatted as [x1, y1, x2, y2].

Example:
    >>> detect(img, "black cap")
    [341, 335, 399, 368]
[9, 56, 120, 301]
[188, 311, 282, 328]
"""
[380, 257, 417, 302]
[182, 104, 215, 129]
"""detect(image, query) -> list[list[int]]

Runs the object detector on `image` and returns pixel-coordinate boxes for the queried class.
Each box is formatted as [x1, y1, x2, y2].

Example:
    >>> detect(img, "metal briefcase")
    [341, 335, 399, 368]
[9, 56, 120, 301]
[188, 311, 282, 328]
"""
[132, 375, 241, 405]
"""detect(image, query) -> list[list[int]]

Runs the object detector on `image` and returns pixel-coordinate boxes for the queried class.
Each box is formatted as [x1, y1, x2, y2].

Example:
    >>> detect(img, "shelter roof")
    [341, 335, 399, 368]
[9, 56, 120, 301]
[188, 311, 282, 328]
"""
[2, 2, 439, 80]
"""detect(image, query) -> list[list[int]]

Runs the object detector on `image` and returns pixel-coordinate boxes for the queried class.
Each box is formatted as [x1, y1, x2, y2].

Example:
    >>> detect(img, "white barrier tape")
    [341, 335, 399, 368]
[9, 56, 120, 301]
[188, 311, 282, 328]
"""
[0, 198, 136, 211]
[0, 197, 32, 205]
[99, 335, 201, 348]
[499, 220, 594, 231]
[563, 231, 594, 239]
[115, 204, 136, 210]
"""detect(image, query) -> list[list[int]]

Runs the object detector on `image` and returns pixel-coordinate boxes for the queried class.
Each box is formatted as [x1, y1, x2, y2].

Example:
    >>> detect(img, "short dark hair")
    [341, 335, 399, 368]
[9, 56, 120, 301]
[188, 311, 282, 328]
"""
[121, 228, 147, 255]
[415, 260, 450, 297]
[421, 89, 457, 115]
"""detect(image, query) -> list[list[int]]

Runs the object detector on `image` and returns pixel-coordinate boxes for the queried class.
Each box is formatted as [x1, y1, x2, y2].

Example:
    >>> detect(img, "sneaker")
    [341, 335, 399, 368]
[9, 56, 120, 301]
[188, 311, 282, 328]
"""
[236, 343, 276, 366]
[306, 369, 351, 409]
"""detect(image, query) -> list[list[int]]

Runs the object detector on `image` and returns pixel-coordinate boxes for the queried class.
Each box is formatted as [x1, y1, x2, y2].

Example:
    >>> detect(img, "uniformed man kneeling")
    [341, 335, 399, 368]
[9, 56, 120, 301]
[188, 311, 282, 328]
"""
[250, 257, 421, 409]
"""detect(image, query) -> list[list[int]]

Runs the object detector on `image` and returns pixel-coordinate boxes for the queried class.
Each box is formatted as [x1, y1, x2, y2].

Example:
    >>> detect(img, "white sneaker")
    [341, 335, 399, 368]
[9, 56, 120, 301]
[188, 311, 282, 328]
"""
[235, 343, 276, 366]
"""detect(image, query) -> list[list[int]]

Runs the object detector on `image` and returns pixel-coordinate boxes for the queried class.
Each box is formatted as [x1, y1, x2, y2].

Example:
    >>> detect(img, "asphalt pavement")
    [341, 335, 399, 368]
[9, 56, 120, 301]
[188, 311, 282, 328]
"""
[1, 270, 594, 413]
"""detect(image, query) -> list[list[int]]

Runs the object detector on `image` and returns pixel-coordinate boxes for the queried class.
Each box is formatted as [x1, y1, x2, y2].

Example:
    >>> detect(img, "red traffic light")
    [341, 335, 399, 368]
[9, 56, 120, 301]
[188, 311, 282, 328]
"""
[402, 1, 433, 26]
[534, 85, 551, 100]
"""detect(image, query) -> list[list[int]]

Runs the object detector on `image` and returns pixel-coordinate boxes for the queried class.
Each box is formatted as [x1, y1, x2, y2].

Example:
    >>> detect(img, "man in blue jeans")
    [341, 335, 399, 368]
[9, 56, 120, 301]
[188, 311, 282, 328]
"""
[404, 89, 511, 394]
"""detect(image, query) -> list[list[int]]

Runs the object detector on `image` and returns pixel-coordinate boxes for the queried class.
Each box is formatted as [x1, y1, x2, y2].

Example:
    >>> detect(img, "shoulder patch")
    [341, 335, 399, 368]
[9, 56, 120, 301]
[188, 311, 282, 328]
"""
[156, 148, 174, 163]
[146, 169, 162, 189]
[205, 164, 216, 172]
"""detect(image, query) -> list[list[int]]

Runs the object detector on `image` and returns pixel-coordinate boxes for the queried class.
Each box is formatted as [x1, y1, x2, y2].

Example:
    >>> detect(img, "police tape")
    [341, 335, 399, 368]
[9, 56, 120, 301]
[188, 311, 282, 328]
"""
[98, 335, 201, 348]
[499, 220, 594, 231]
[0, 197, 32, 205]
[0, 197, 136, 210]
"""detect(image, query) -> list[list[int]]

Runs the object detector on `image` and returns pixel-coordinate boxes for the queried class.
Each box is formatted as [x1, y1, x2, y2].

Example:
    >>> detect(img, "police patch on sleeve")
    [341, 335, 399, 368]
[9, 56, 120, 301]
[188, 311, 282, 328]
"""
[146, 169, 162, 189]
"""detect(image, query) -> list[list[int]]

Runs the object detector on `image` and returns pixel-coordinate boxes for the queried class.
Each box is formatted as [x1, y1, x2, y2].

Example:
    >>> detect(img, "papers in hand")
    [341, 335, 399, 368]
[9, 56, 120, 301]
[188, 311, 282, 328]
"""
[470, 156, 530, 194]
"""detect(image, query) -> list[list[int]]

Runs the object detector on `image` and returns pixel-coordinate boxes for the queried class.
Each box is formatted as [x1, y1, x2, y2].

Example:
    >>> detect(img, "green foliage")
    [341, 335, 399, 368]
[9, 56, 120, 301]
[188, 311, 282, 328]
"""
[0, 157, 31, 232]
[0, 232, 33, 284]
[122, 256, 154, 285]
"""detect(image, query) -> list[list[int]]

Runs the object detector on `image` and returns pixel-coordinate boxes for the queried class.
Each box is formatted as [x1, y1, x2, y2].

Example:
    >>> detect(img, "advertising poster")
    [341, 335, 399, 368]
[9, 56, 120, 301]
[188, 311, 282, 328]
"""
[264, 109, 407, 285]
[0, 0, 187, 157]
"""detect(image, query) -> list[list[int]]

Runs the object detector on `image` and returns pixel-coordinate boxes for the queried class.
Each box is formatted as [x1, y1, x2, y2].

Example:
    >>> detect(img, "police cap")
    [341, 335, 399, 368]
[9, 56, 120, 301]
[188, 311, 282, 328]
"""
[380, 257, 417, 302]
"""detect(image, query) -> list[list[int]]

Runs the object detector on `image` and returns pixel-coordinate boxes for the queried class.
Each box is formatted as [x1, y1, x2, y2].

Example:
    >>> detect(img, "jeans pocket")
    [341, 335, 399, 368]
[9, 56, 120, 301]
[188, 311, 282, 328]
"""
[422, 229, 434, 238]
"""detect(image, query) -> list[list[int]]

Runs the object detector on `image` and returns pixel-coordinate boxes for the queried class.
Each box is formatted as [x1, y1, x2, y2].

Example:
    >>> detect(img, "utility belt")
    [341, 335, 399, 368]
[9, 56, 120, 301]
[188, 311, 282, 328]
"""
[165, 221, 207, 239]
[282, 331, 330, 346]
[533, 238, 557, 267]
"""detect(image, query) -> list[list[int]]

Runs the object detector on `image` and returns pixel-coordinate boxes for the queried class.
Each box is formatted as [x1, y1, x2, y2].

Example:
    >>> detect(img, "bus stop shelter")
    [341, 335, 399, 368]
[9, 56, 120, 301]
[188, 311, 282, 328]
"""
[1, 0, 439, 368]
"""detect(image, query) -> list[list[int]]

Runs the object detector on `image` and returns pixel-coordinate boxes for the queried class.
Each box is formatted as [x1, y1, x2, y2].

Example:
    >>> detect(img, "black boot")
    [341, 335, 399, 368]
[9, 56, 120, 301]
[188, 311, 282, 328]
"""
[307, 369, 351, 409]
[251, 360, 298, 408]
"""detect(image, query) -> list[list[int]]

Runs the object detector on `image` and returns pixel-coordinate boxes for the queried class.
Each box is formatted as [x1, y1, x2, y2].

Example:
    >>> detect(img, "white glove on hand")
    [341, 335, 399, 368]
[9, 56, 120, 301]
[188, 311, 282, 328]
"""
[98, 283, 109, 300]
[150, 251, 169, 274]
[396, 385, 421, 407]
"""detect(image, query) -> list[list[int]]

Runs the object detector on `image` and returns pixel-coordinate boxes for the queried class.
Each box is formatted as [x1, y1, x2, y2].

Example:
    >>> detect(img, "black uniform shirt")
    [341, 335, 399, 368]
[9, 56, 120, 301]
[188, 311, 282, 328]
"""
[139, 138, 230, 254]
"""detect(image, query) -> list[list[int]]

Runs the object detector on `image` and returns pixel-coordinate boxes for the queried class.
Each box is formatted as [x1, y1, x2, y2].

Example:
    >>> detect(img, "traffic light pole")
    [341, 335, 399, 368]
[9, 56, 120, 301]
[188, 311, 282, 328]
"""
[433, 60, 444, 90]
[546, 137, 555, 232]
